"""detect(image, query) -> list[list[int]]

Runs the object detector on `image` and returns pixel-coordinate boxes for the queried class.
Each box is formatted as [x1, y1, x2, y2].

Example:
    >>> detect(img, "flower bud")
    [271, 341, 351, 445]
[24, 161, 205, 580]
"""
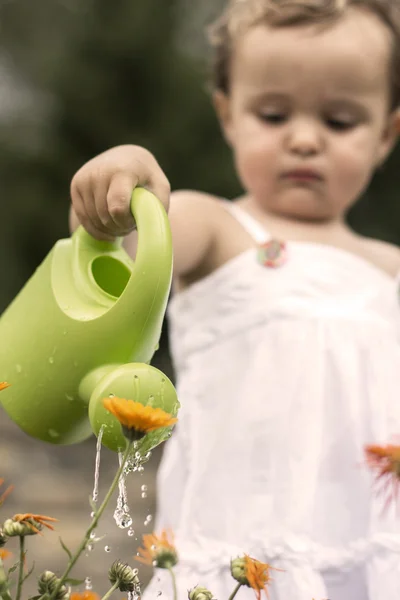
[108, 560, 140, 592]
[230, 557, 248, 585]
[3, 518, 41, 537]
[188, 586, 214, 600]
[38, 570, 69, 599]
[0, 529, 7, 548]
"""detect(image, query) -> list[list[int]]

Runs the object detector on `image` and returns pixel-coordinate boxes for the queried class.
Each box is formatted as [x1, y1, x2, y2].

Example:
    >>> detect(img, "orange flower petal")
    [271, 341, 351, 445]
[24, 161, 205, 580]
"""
[12, 513, 58, 534]
[70, 592, 100, 600]
[135, 529, 177, 566]
[0, 382, 10, 392]
[103, 397, 177, 434]
[365, 443, 400, 511]
[0, 549, 12, 561]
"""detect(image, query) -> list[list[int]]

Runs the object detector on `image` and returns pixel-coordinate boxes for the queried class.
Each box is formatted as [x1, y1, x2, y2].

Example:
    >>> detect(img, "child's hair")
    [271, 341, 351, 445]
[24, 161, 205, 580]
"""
[208, 0, 400, 109]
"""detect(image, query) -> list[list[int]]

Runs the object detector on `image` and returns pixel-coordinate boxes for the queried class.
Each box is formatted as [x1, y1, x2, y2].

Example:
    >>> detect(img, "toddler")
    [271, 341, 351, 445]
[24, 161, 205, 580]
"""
[70, 1, 400, 598]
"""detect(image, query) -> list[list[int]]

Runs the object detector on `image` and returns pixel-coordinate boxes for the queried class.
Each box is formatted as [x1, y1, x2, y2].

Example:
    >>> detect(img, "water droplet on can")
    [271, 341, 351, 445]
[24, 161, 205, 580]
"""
[141, 485, 148, 492]
[105, 545, 111, 552]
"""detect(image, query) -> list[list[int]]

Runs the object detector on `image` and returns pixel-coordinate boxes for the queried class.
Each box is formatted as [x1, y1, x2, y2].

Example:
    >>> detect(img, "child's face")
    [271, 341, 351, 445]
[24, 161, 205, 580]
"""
[214, 7, 399, 221]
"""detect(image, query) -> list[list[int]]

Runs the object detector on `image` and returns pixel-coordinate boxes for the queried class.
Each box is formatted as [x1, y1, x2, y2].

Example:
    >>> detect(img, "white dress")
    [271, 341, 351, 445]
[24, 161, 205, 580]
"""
[143, 204, 400, 600]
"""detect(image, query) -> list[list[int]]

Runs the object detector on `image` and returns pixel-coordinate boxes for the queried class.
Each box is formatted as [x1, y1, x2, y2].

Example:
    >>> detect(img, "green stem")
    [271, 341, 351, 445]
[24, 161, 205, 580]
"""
[168, 566, 177, 600]
[0, 557, 12, 600]
[228, 582, 242, 600]
[100, 579, 120, 600]
[15, 536, 25, 600]
[49, 441, 133, 600]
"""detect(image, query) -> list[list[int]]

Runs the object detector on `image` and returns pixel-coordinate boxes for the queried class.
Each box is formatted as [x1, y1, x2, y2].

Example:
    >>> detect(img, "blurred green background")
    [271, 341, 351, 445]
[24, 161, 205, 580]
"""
[0, 0, 399, 596]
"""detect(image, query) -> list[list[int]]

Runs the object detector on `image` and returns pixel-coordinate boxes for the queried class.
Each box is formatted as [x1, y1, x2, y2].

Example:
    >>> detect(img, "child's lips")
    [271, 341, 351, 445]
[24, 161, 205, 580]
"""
[282, 169, 323, 182]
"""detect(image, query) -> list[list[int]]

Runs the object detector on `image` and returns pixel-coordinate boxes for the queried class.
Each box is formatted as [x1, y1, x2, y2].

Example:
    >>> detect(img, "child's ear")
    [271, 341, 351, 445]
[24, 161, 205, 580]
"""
[212, 89, 235, 146]
[376, 108, 400, 166]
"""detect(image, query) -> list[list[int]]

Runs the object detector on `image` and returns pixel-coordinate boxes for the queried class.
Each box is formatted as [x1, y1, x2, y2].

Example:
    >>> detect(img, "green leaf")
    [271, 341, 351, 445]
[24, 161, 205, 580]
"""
[7, 562, 19, 575]
[22, 562, 35, 583]
[59, 537, 72, 560]
[88, 496, 97, 515]
[64, 578, 85, 586]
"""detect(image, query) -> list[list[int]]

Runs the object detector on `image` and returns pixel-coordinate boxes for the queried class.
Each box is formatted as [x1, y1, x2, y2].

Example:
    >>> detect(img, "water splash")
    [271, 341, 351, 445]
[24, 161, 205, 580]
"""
[91, 425, 105, 508]
[113, 452, 133, 529]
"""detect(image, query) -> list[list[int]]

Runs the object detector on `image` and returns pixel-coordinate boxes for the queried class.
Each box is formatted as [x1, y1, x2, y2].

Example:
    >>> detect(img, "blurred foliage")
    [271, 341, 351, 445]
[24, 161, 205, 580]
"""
[0, 0, 399, 317]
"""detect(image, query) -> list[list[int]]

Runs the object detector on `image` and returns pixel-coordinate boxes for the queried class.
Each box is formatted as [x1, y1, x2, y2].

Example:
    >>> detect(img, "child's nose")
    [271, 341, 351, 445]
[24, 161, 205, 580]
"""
[286, 120, 323, 157]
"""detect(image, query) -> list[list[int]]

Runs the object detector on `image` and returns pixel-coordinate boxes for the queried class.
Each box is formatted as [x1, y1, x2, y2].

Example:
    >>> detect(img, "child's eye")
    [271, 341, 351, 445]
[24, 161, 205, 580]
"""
[259, 112, 287, 124]
[326, 117, 356, 131]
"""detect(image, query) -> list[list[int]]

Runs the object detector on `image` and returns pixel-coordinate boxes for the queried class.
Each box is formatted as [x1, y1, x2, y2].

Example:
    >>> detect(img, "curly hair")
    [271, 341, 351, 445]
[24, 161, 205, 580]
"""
[208, 0, 400, 109]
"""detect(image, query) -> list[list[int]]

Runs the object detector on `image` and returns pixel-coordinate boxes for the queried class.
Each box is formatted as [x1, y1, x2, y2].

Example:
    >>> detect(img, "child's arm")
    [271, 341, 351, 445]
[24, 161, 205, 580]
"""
[69, 144, 217, 280]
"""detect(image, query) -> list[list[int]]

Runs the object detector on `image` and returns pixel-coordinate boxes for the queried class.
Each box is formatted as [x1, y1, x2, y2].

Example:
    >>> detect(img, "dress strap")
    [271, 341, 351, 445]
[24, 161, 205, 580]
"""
[223, 202, 271, 244]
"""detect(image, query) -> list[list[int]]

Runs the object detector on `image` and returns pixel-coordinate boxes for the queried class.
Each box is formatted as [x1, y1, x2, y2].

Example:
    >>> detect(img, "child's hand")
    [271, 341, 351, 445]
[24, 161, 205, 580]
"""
[70, 145, 171, 240]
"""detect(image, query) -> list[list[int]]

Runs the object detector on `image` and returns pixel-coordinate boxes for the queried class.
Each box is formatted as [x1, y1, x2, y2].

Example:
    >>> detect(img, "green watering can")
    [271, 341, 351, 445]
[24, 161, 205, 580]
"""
[0, 188, 179, 453]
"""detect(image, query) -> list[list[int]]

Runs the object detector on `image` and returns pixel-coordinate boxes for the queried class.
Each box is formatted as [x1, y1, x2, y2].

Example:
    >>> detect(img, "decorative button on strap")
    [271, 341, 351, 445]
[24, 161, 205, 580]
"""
[257, 239, 287, 268]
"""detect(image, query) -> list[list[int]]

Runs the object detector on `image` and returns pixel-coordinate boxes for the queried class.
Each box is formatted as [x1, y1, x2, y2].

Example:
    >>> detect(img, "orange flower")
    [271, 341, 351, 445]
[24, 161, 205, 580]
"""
[70, 592, 100, 600]
[136, 529, 178, 568]
[0, 382, 9, 392]
[245, 555, 281, 600]
[12, 513, 58, 534]
[0, 549, 12, 561]
[365, 444, 400, 510]
[231, 555, 283, 600]
[103, 396, 177, 441]
[0, 478, 13, 507]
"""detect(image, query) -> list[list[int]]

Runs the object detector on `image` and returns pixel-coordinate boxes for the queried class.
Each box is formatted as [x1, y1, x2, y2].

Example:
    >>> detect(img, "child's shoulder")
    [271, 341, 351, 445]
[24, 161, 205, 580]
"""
[360, 235, 400, 278]
[170, 189, 228, 216]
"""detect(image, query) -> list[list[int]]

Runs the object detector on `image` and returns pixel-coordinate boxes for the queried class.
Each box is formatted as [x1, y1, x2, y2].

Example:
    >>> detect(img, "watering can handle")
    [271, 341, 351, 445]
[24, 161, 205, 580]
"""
[71, 187, 173, 307]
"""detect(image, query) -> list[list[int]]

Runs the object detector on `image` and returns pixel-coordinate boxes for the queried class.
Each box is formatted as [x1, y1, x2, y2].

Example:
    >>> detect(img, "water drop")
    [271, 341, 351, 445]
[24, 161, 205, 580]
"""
[128, 528, 135, 537]
[62, 330, 67, 336]
[104, 545, 111, 552]
[134, 375, 139, 380]
[141, 485, 148, 492]
[15, 364, 22, 373]
[65, 394, 74, 402]
[87, 544, 94, 551]
[109, 393, 115, 398]
[47, 429, 59, 439]
[146, 514, 153, 522]
[138, 466, 144, 473]
[49, 357, 54, 364]
[85, 577, 92, 590]
[141, 492, 147, 499]
[90, 531, 96, 539]
[157, 592, 162, 596]
[90, 511, 95, 518]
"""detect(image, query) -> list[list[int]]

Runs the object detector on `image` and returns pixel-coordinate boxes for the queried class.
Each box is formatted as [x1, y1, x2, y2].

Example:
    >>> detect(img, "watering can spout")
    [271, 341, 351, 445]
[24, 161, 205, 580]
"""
[0, 188, 179, 452]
